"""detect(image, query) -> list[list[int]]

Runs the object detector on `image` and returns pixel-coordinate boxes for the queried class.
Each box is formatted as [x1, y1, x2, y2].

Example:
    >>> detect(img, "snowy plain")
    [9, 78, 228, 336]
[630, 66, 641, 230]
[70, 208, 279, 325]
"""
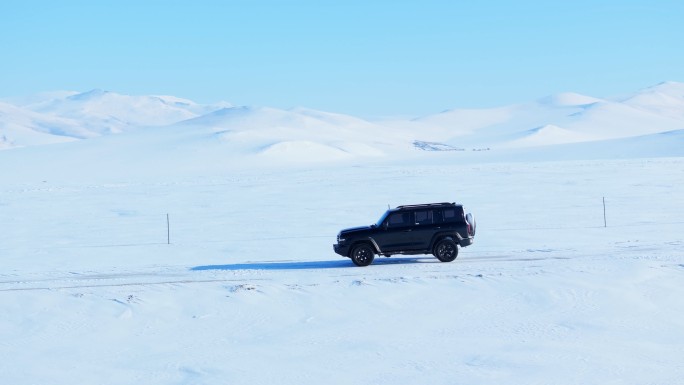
[1, 83, 684, 384]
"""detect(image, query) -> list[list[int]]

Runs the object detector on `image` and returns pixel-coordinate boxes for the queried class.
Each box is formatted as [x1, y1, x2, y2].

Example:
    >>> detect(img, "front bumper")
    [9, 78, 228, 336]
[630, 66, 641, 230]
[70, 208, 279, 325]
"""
[333, 243, 350, 257]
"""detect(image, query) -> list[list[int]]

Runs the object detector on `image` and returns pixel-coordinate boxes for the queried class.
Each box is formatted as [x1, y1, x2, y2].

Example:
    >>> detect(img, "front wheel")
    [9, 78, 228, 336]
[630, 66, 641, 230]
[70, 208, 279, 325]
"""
[434, 239, 458, 262]
[350, 244, 375, 267]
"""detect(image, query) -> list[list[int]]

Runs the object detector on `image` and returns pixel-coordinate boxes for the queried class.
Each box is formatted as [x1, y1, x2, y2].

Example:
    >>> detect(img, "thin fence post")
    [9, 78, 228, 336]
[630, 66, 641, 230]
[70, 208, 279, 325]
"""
[603, 197, 607, 228]
[167, 213, 170, 244]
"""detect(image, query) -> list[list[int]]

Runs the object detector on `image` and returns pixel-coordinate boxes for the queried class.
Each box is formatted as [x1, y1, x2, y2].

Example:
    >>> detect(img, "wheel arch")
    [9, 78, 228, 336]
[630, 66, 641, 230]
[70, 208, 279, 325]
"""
[349, 238, 380, 256]
[429, 233, 457, 252]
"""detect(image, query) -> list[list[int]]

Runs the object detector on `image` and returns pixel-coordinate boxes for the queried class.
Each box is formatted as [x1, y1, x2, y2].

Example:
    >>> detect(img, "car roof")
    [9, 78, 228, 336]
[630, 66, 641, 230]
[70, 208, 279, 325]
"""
[393, 202, 462, 210]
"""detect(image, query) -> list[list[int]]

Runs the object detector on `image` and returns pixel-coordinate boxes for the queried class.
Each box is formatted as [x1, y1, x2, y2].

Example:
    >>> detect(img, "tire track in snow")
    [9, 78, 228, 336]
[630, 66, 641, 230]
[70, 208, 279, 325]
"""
[0, 243, 676, 292]
[0, 277, 271, 292]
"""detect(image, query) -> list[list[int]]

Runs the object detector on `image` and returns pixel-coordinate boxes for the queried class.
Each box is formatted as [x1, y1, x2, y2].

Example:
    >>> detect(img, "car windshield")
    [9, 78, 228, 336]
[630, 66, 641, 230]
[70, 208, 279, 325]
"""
[375, 210, 391, 227]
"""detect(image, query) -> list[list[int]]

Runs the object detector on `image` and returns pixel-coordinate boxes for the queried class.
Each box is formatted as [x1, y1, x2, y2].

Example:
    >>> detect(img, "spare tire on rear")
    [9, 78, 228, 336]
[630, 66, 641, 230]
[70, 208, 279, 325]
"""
[466, 213, 476, 236]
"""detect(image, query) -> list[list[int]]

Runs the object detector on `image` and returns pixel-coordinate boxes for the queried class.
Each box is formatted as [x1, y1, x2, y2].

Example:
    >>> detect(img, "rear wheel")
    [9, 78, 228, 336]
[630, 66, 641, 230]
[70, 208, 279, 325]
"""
[350, 244, 375, 266]
[434, 238, 458, 262]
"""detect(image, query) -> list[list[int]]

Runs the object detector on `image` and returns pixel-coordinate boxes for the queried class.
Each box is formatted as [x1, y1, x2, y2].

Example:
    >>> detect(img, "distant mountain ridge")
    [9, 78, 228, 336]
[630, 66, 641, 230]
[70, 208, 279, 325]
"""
[1, 82, 683, 157]
[0, 89, 232, 147]
[407, 81, 684, 150]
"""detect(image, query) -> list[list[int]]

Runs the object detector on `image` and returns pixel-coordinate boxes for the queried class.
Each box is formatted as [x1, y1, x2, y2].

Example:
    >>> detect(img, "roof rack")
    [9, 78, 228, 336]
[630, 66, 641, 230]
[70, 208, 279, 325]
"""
[396, 202, 456, 209]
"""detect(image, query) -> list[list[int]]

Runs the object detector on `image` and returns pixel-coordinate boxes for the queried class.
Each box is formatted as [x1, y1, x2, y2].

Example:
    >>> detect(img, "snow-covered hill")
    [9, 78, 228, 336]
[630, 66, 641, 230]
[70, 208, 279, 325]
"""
[0, 89, 231, 148]
[1, 82, 683, 157]
[0, 101, 87, 148]
[27, 89, 231, 132]
[620, 81, 684, 120]
[402, 83, 684, 151]
[177, 105, 410, 161]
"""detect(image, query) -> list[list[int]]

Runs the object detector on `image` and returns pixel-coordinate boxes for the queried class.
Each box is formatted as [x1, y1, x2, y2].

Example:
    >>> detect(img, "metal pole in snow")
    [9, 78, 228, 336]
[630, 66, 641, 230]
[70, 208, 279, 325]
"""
[167, 213, 170, 244]
[603, 197, 607, 228]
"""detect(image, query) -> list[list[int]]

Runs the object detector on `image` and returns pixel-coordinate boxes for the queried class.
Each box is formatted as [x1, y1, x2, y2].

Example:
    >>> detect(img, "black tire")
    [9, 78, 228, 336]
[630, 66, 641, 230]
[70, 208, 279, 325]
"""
[434, 238, 458, 262]
[466, 213, 476, 236]
[351, 244, 375, 267]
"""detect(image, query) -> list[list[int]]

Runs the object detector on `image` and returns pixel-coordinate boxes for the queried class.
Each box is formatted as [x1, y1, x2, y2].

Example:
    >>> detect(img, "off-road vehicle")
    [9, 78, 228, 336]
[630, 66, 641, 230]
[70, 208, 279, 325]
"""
[333, 202, 475, 266]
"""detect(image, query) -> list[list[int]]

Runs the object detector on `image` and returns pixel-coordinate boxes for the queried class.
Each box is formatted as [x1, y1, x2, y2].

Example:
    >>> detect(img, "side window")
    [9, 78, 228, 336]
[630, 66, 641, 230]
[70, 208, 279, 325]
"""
[433, 209, 444, 223]
[443, 208, 458, 223]
[415, 210, 433, 225]
[386, 212, 411, 228]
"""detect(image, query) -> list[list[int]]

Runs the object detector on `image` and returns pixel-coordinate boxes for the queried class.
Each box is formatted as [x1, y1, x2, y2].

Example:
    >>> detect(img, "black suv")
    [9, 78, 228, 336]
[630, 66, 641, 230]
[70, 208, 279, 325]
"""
[334, 202, 475, 266]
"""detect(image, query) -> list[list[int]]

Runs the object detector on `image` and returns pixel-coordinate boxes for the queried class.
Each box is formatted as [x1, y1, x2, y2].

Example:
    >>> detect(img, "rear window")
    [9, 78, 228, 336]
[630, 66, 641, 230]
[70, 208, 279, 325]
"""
[442, 207, 463, 223]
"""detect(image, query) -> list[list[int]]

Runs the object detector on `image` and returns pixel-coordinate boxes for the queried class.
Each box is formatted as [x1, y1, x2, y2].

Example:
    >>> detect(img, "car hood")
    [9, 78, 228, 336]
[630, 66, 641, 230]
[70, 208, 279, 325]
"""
[340, 225, 373, 235]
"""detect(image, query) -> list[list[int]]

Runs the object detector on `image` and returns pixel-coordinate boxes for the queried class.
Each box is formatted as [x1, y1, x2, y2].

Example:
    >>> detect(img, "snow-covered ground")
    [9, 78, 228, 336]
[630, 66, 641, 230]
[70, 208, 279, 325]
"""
[1, 84, 683, 384]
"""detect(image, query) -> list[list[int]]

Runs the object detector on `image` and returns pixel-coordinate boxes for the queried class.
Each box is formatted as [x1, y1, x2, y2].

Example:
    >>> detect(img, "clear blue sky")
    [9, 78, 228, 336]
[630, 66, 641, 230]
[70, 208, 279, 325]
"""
[1, 0, 683, 117]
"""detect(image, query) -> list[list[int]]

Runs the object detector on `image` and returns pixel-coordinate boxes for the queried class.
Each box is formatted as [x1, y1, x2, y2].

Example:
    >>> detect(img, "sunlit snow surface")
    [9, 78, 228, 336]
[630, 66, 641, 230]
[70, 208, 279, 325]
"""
[1, 152, 683, 384]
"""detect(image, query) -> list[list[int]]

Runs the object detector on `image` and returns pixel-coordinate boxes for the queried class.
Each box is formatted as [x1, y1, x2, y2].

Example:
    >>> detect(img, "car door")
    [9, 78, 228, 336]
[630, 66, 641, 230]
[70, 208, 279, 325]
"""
[411, 209, 439, 250]
[372, 211, 416, 252]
